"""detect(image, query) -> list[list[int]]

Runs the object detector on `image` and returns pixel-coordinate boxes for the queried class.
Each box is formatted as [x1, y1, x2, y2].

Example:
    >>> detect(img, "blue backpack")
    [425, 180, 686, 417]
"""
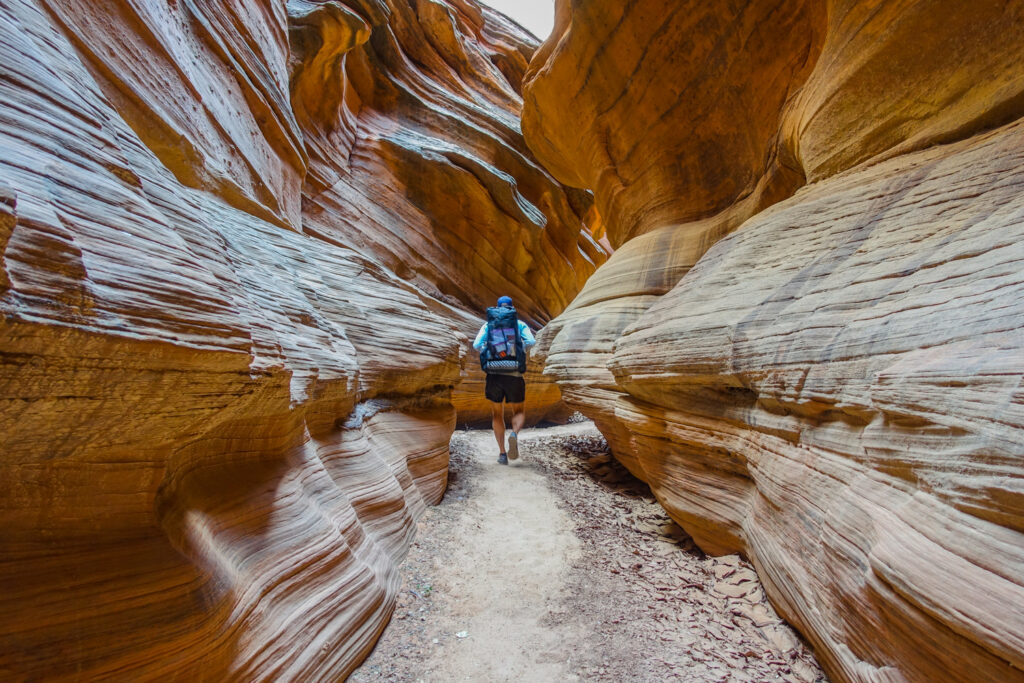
[480, 306, 527, 375]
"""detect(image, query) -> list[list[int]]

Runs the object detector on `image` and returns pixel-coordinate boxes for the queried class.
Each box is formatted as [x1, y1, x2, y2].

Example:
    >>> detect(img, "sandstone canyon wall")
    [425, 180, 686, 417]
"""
[0, 0, 600, 678]
[524, 1, 1024, 681]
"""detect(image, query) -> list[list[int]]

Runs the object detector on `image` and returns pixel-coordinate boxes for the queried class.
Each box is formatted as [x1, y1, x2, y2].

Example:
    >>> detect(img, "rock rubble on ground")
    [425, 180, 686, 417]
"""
[353, 425, 826, 682]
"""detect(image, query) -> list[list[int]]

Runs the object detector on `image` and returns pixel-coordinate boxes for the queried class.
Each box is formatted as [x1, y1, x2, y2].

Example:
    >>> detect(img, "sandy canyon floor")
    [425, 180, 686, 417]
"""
[350, 422, 826, 682]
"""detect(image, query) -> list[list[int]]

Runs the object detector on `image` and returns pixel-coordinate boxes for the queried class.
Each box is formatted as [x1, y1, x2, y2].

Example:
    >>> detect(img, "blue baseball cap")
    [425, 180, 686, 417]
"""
[497, 296, 514, 307]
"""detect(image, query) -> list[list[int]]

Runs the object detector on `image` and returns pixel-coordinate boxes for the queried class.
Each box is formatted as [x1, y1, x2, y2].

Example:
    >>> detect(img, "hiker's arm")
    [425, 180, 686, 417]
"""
[472, 323, 488, 351]
[519, 321, 536, 349]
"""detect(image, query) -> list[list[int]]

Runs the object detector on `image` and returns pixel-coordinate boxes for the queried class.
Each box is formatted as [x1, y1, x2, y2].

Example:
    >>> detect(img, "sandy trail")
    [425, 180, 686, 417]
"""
[413, 426, 585, 681]
[350, 422, 825, 683]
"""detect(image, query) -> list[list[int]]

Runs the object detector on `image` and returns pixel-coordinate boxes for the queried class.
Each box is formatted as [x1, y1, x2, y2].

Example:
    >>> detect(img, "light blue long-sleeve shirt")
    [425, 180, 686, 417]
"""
[473, 319, 536, 351]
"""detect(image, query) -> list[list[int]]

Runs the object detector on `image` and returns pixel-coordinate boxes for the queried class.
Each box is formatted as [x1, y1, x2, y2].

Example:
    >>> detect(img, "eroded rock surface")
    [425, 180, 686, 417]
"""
[526, 1, 1024, 681]
[0, 0, 598, 678]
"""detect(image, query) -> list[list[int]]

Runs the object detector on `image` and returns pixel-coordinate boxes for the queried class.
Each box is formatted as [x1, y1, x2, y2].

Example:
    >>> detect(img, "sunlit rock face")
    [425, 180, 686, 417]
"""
[525, 1, 1024, 680]
[0, 0, 598, 678]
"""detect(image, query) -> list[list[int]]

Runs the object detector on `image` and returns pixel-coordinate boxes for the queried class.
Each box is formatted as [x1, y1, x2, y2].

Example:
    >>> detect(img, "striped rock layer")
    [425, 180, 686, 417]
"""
[524, 1, 1024, 681]
[0, 0, 600, 678]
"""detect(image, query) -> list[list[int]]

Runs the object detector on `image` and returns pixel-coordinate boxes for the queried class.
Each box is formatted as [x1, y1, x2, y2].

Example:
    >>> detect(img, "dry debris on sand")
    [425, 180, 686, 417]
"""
[351, 422, 826, 682]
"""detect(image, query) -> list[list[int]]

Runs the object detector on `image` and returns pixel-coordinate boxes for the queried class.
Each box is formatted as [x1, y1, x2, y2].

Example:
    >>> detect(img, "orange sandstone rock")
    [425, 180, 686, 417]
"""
[785, 0, 1024, 181]
[289, 0, 604, 423]
[525, 0, 1024, 681]
[293, 0, 604, 320]
[609, 120, 1024, 682]
[0, 0, 597, 678]
[523, 0, 825, 247]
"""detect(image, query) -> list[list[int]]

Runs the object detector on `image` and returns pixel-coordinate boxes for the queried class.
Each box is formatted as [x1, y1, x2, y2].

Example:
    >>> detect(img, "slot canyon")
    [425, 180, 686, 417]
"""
[0, 0, 1022, 681]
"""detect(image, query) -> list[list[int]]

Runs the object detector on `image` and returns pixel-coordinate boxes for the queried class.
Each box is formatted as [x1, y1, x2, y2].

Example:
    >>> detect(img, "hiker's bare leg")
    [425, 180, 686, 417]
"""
[510, 402, 525, 434]
[491, 401, 506, 452]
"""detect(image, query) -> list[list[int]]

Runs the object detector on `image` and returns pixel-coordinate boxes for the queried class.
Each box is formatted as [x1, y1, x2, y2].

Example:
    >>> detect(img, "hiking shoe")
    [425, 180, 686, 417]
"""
[507, 432, 519, 461]
[497, 453, 508, 465]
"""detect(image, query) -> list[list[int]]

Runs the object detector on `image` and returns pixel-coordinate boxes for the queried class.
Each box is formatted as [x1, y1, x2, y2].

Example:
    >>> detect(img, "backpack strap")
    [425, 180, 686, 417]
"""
[514, 318, 527, 373]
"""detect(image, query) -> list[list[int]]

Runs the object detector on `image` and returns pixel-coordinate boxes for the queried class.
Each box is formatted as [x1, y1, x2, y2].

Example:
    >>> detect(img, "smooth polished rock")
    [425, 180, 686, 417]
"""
[0, 0, 596, 678]
[609, 120, 1024, 682]
[524, 1, 1024, 681]
[289, 0, 603, 423]
[784, 0, 1024, 182]
[523, 0, 824, 248]
[293, 0, 604, 321]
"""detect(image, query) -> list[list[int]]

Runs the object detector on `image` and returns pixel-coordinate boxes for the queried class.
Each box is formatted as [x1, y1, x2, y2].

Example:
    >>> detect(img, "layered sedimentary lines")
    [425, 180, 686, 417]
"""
[0, 0, 597, 679]
[291, 0, 604, 323]
[526, 1, 1024, 681]
[609, 123, 1024, 681]
[288, 0, 605, 422]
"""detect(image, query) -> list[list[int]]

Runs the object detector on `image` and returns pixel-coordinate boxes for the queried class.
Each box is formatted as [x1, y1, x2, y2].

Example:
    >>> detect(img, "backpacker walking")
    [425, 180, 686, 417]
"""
[473, 296, 536, 464]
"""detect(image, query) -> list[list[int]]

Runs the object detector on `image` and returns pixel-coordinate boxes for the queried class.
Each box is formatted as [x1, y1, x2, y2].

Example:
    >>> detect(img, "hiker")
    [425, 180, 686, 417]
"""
[473, 295, 536, 465]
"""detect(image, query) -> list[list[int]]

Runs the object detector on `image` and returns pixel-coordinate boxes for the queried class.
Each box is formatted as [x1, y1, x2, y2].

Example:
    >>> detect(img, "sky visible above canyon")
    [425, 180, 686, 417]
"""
[480, 0, 553, 39]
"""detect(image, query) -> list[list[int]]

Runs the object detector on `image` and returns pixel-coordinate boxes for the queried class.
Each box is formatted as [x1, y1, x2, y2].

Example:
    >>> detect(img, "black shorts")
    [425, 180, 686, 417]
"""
[485, 374, 526, 404]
